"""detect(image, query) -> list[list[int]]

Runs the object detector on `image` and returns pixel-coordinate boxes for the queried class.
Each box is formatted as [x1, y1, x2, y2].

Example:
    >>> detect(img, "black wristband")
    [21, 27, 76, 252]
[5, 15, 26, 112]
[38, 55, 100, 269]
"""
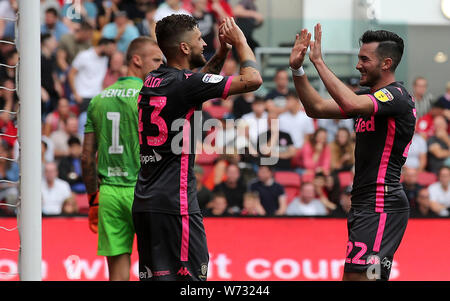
[241, 60, 258, 69]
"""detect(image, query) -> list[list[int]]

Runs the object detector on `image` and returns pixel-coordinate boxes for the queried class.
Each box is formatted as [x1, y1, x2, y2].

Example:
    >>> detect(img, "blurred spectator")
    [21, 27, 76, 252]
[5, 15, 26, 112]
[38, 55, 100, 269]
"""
[213, 163, 246, 214]
[426, 115, 449, 174]
[429, 166, 450, 217]
[404, 132, 427, 171]
[435, 81, 450, 110]
[346, 77, 360, 92]
[330, 127, 355, 173]
[0, 48, 17, 83]
[58, 136, 86, 194]
[241, 96, 267, 146]
[233, 0, 263, 51]
[0, 78, 15, 126]
[56, 20, 93, 73]
[0, 0, 17, 39]
[61, 0, 98, 30]
[232, 91, 255, 119]
[330, 185, 352, 217]
[41, 33, 63, 117]
[50, 115, 81, 158]
[412, 76, 435, 118]
[68, 37, 116, 113]
[194, 164, 213, 214]
[102, 51, 126, 88]
[265, 69, 289, 115]
[209, 0, 233, 21]
[42, 161, 74, 216]
[257, 111, 296, 171]
[43, 98, 74, 137]
[61, 197, 79, 216]
[313, 172, 338, 211]
[402, 167, 423, 209]
[153, 0, 191, 22]
[249, 165, 287, 216]
[292, 128, 331, 176]
[192, 0, 217, 61]
[279, 91, 315, 149]
[410, 188, 439, 218]
[0, 140, 18, 214]
[41, 136, 55, 164]
[286, 182, 328, 216]
[203, 192, 230, 217]
[40, 7, 70, 41]
[240, 191, 265, 216]
[136, 3, 158, 38]
[40, 0, 60, 24]
[101, 10, 139, 53]
[317, 118, 354, 143]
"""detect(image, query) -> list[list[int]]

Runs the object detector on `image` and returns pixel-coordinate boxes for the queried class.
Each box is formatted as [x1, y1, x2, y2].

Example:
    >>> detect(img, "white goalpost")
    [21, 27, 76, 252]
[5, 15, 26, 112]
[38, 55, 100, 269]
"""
[17, 0, 42, 281]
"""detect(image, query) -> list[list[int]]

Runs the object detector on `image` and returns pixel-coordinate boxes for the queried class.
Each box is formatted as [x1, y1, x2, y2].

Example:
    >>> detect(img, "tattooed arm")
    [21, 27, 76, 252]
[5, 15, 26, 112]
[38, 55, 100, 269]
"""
[81, 132, 99, 194]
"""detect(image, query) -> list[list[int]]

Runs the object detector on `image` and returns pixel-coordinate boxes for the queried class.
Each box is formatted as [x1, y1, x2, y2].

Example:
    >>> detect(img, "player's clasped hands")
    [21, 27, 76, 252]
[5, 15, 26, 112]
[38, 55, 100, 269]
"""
[219, 17, 247, 47]
[289, 23, 324, 69]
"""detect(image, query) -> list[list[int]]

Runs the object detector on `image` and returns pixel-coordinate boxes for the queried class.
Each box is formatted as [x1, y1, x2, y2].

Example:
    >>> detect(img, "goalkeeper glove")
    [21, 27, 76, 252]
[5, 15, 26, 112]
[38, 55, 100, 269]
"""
[88, 191, 99, 233]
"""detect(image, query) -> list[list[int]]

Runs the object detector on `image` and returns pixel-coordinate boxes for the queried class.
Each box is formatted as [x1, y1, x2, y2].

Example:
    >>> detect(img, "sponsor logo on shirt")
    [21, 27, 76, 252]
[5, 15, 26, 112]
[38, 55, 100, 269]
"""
[140, 150, 162, 164]
[177, 266, 192, 277]
[374, 88, 394, 102]
[100, 88, 140, 98]
[202, 74, 224, 84]
[107, 166, 128, 177]
[355, 116, 375, 133]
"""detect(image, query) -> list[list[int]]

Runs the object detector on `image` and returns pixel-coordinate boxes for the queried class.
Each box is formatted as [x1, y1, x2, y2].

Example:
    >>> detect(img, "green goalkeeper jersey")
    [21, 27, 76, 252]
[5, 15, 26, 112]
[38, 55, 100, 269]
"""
[84, 76, 143, 187]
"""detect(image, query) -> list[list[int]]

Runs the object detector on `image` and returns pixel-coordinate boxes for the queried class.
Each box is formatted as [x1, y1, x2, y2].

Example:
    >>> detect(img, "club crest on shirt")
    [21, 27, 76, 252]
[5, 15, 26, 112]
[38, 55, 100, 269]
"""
[202, 74, 224, 83]
[374, 88, 394, 102]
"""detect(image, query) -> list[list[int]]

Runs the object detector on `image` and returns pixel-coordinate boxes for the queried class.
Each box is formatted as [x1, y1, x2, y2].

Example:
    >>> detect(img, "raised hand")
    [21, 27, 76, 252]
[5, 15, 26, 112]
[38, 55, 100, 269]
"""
[289, 28, 311, 69]
[219, 17, 247, 47]
[309, 23, 324, 65]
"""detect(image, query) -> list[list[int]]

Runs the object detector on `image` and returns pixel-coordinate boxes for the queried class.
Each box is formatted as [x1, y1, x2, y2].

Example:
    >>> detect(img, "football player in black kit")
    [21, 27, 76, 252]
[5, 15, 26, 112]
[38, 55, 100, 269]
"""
[133, 15, 262, 281]
[289, 24, 415, 280]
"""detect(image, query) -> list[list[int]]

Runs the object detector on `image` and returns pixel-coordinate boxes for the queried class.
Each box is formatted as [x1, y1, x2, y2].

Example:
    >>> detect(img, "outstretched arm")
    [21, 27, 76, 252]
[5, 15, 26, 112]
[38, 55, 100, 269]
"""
[200, 29, 231, 75]
[219, 17, 262, 95]
[307, 24, 374, 117]
[289, 29, 344, 119]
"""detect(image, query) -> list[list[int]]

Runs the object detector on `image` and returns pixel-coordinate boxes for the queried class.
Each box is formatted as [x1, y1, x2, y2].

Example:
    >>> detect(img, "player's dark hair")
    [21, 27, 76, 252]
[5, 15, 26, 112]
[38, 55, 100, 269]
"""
[359, 30, 404, 72]
[126, 36, 158, 65]
[155, 14, 198, 59]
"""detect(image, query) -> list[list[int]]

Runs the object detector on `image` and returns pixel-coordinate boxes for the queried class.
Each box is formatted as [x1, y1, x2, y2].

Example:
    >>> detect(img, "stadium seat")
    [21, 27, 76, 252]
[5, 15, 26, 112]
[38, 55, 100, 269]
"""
[338, 171, 354, 188]
[75, 193, 89, 214]
[417, 171, 437, 187]
[274, 171, 301, 202]
[204, 105, 230, 119]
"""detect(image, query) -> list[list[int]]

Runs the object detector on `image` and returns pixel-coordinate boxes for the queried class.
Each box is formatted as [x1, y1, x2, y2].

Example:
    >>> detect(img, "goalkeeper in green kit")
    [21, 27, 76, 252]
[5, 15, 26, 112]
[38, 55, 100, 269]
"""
[81, 37, 163, 281]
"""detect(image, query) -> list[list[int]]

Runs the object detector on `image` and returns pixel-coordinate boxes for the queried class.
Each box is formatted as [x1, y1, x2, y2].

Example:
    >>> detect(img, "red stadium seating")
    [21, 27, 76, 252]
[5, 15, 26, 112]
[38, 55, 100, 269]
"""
[75, 193, 89, 214]
[338, 171, 354, 188]
[204, 105, 230, 119]
[417, 171, 438, 187]
[274, 171, 301, 202]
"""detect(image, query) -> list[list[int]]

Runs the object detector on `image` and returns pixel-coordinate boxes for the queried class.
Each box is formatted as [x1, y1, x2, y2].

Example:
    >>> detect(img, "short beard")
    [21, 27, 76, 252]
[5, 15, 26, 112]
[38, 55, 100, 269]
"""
[189, 52, 206, 69]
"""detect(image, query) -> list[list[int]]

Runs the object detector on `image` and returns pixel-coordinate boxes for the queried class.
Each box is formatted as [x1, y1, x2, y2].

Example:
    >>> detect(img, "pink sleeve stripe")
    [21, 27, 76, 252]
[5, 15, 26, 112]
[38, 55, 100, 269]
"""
[221, 76, 234, 99]
[338, 106, 347, 118]
[368, 94, 378, 114]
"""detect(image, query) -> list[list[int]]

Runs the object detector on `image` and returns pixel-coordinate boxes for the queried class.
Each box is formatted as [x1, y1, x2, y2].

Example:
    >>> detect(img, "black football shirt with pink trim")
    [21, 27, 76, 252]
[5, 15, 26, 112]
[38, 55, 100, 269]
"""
[351, 82, 416, 213]
[133, 65, 233, 215]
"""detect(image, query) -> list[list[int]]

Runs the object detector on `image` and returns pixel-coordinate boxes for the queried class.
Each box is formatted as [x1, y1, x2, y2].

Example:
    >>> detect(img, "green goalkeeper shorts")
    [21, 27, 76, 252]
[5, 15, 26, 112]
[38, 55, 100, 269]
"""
[97, 185, 135, 257]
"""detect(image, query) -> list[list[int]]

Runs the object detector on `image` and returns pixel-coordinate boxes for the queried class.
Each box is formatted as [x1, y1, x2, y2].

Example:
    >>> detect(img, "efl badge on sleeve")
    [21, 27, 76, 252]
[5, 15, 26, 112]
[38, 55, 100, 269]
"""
[374, 88, 394, 102]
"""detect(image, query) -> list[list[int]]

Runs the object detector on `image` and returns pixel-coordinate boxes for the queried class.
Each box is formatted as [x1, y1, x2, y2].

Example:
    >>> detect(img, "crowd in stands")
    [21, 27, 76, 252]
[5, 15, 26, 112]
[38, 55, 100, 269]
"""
[0, 0, 448, 218]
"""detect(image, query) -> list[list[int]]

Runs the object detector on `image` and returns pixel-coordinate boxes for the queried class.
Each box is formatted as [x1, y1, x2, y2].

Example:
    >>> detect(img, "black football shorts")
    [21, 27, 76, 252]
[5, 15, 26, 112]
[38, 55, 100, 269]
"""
[133, 212, 209, 281]
[343, 208, 409, 280]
